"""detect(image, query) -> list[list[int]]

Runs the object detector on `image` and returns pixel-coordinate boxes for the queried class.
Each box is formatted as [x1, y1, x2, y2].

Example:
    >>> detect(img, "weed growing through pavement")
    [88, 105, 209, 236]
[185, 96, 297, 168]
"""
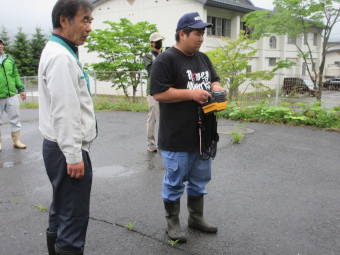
[34, 205, 48, 212]
[126, 221, 137, 231]
[168, 239, 179, 247]
[231, 122, 244, 144]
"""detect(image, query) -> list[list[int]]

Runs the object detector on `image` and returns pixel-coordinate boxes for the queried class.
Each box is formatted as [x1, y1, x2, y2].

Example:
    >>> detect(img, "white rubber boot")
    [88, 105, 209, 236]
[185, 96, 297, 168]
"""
[11, 131, 27, 149]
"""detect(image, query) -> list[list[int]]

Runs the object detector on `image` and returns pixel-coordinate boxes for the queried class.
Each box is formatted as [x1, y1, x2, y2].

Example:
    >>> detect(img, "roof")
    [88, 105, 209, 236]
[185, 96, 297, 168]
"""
[92, 0, 262, 13]
[197, 0, 262, 13]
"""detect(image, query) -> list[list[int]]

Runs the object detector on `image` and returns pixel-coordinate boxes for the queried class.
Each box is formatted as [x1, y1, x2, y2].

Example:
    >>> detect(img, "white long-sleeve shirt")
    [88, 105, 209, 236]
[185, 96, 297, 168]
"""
[38, 38, 96, 164]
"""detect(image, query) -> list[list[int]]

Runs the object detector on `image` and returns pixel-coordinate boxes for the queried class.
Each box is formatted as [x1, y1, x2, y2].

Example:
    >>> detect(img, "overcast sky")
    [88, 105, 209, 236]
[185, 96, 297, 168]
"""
[1, 0, 339, 40]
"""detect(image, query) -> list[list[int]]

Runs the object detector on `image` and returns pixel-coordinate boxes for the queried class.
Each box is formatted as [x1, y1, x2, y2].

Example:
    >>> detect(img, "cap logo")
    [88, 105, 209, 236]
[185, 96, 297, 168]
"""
[194, 16, 202, 21]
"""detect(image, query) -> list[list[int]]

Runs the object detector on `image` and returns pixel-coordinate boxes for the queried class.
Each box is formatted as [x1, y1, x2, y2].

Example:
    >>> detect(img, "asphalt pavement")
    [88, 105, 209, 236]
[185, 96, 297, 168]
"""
[0, 109, 339, 255]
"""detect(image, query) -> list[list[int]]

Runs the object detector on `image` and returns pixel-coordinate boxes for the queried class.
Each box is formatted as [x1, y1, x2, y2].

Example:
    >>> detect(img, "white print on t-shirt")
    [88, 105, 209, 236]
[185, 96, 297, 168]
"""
[186, 70, 211, 90]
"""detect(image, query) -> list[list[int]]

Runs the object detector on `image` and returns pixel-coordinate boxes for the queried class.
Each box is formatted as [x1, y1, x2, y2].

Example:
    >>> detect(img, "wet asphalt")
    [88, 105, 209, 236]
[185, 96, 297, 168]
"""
[0, 109, 339, 255]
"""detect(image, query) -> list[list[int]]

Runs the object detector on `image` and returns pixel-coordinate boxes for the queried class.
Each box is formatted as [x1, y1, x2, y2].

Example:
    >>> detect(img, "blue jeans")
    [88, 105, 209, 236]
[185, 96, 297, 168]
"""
[161, 150, 212, 201]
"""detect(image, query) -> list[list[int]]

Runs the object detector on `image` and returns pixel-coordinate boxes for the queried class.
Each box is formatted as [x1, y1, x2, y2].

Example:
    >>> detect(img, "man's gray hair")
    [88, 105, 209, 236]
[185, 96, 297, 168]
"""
[52, 0, 93, 29]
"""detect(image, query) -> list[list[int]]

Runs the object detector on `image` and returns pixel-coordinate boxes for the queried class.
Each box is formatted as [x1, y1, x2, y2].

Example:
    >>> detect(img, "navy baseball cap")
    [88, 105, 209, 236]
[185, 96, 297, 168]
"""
[176, 12, 212, 32]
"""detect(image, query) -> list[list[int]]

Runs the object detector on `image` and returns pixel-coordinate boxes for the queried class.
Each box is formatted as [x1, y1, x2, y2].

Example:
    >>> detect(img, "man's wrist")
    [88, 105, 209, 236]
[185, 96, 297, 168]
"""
[189, 89, 194, 101]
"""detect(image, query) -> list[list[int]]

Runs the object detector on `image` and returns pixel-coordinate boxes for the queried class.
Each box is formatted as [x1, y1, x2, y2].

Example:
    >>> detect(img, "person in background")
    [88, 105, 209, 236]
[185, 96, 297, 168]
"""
[0, 37, 27, 151]
[38, 0, 97, 254]
[150, 12, 224, 243]
[143, 32, 163, 152]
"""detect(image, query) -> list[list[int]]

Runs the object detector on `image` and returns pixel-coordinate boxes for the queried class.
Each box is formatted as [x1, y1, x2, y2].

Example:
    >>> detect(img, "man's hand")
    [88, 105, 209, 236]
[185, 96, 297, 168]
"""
[19, 92, 26, 101]
[67, 161, 85, 179]
[211, 82, 225, 92]
[192, 89, 211, 105]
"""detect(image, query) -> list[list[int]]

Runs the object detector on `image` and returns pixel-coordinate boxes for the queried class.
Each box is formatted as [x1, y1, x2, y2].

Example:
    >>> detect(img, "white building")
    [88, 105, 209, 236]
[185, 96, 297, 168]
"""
[81, 0, 323, 95]
[325, 41, 340, 78]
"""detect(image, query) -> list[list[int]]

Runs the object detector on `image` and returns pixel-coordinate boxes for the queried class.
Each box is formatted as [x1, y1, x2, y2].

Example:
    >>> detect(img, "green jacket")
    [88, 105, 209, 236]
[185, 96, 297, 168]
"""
[143, 52, 155, 95]
[0, 53, 25, 98]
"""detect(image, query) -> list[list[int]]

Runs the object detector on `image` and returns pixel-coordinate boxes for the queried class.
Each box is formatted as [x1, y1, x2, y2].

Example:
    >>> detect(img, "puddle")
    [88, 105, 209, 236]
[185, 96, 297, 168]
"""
[0, 161, 23, 168]
[0, 152, 43, 169]
[93, 165, 136, 178]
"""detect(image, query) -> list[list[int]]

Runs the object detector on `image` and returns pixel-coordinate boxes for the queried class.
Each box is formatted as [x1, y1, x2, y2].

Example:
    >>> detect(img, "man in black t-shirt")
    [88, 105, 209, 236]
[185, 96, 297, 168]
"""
[150, 12, 224, 243]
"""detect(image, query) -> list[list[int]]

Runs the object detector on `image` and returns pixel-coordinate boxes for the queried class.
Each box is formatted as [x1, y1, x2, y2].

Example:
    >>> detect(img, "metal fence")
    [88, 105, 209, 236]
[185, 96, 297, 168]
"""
[21, 72, 340, 109]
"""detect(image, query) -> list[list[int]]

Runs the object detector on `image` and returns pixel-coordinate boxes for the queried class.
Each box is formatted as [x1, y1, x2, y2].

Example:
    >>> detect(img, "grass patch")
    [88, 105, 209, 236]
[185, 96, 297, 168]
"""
[20, 94, 340, 130]
[20, 102, 39, 109]
[20, 95, 148, 112]
[94, 96, 148, 112]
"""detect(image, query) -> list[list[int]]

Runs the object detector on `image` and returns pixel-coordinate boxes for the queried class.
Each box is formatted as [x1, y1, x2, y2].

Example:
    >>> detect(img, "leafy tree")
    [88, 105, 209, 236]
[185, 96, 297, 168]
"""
[30, 27, 48, 75]
[11, 27, 33, 76]
[0, 27, 12, 54]
[206, 31, 294, 101]
[86, 18, 157, 100]
[243, 0, 340, 100]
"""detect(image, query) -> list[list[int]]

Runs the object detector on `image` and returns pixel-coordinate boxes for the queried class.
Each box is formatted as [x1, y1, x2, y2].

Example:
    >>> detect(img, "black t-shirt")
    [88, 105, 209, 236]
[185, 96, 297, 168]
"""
[150, 46, 220, 151]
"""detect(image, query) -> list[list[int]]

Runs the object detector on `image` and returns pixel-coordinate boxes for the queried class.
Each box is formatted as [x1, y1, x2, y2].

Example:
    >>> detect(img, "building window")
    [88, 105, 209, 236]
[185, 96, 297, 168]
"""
[304, 33, 308, 45]
[335, 61, 340, 67]
[246, 65, 252, 73]
[207, 16, 231, 37]
[269, 58, 276, 66]
[313, 33, 317, 46]
[269, 36, 277, 48]
[287, 35, 296, 44]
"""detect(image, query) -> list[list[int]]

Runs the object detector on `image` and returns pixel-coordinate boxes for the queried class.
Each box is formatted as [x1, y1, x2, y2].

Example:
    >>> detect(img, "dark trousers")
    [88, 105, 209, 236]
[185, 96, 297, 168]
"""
[43, 139, 93, 252]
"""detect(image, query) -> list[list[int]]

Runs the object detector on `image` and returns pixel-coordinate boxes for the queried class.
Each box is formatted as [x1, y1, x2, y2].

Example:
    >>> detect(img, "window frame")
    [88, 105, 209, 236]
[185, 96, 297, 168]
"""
[269, 36, 277, 49]
[269, 58, 276, 66]
[207, 15, 231, 37]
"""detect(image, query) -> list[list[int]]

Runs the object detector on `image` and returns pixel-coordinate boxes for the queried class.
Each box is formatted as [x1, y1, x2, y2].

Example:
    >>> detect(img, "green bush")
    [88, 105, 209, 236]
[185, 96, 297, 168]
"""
[218, 100, 340, 129]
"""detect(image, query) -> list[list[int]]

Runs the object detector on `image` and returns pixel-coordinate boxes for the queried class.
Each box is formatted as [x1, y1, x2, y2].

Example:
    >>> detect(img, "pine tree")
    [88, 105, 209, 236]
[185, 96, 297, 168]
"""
[0, 27, 12, 54]
[30, 27, 47, 75]
[11, 27, 33, 76]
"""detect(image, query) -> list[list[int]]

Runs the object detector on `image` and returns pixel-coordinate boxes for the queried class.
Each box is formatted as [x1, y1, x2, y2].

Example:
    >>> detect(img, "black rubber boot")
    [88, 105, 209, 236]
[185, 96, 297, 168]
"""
[46, 229, 57, 255]
[164, 199, 187, 243]
[55, 246, 84, 255]
[187, 195, 218, 233]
